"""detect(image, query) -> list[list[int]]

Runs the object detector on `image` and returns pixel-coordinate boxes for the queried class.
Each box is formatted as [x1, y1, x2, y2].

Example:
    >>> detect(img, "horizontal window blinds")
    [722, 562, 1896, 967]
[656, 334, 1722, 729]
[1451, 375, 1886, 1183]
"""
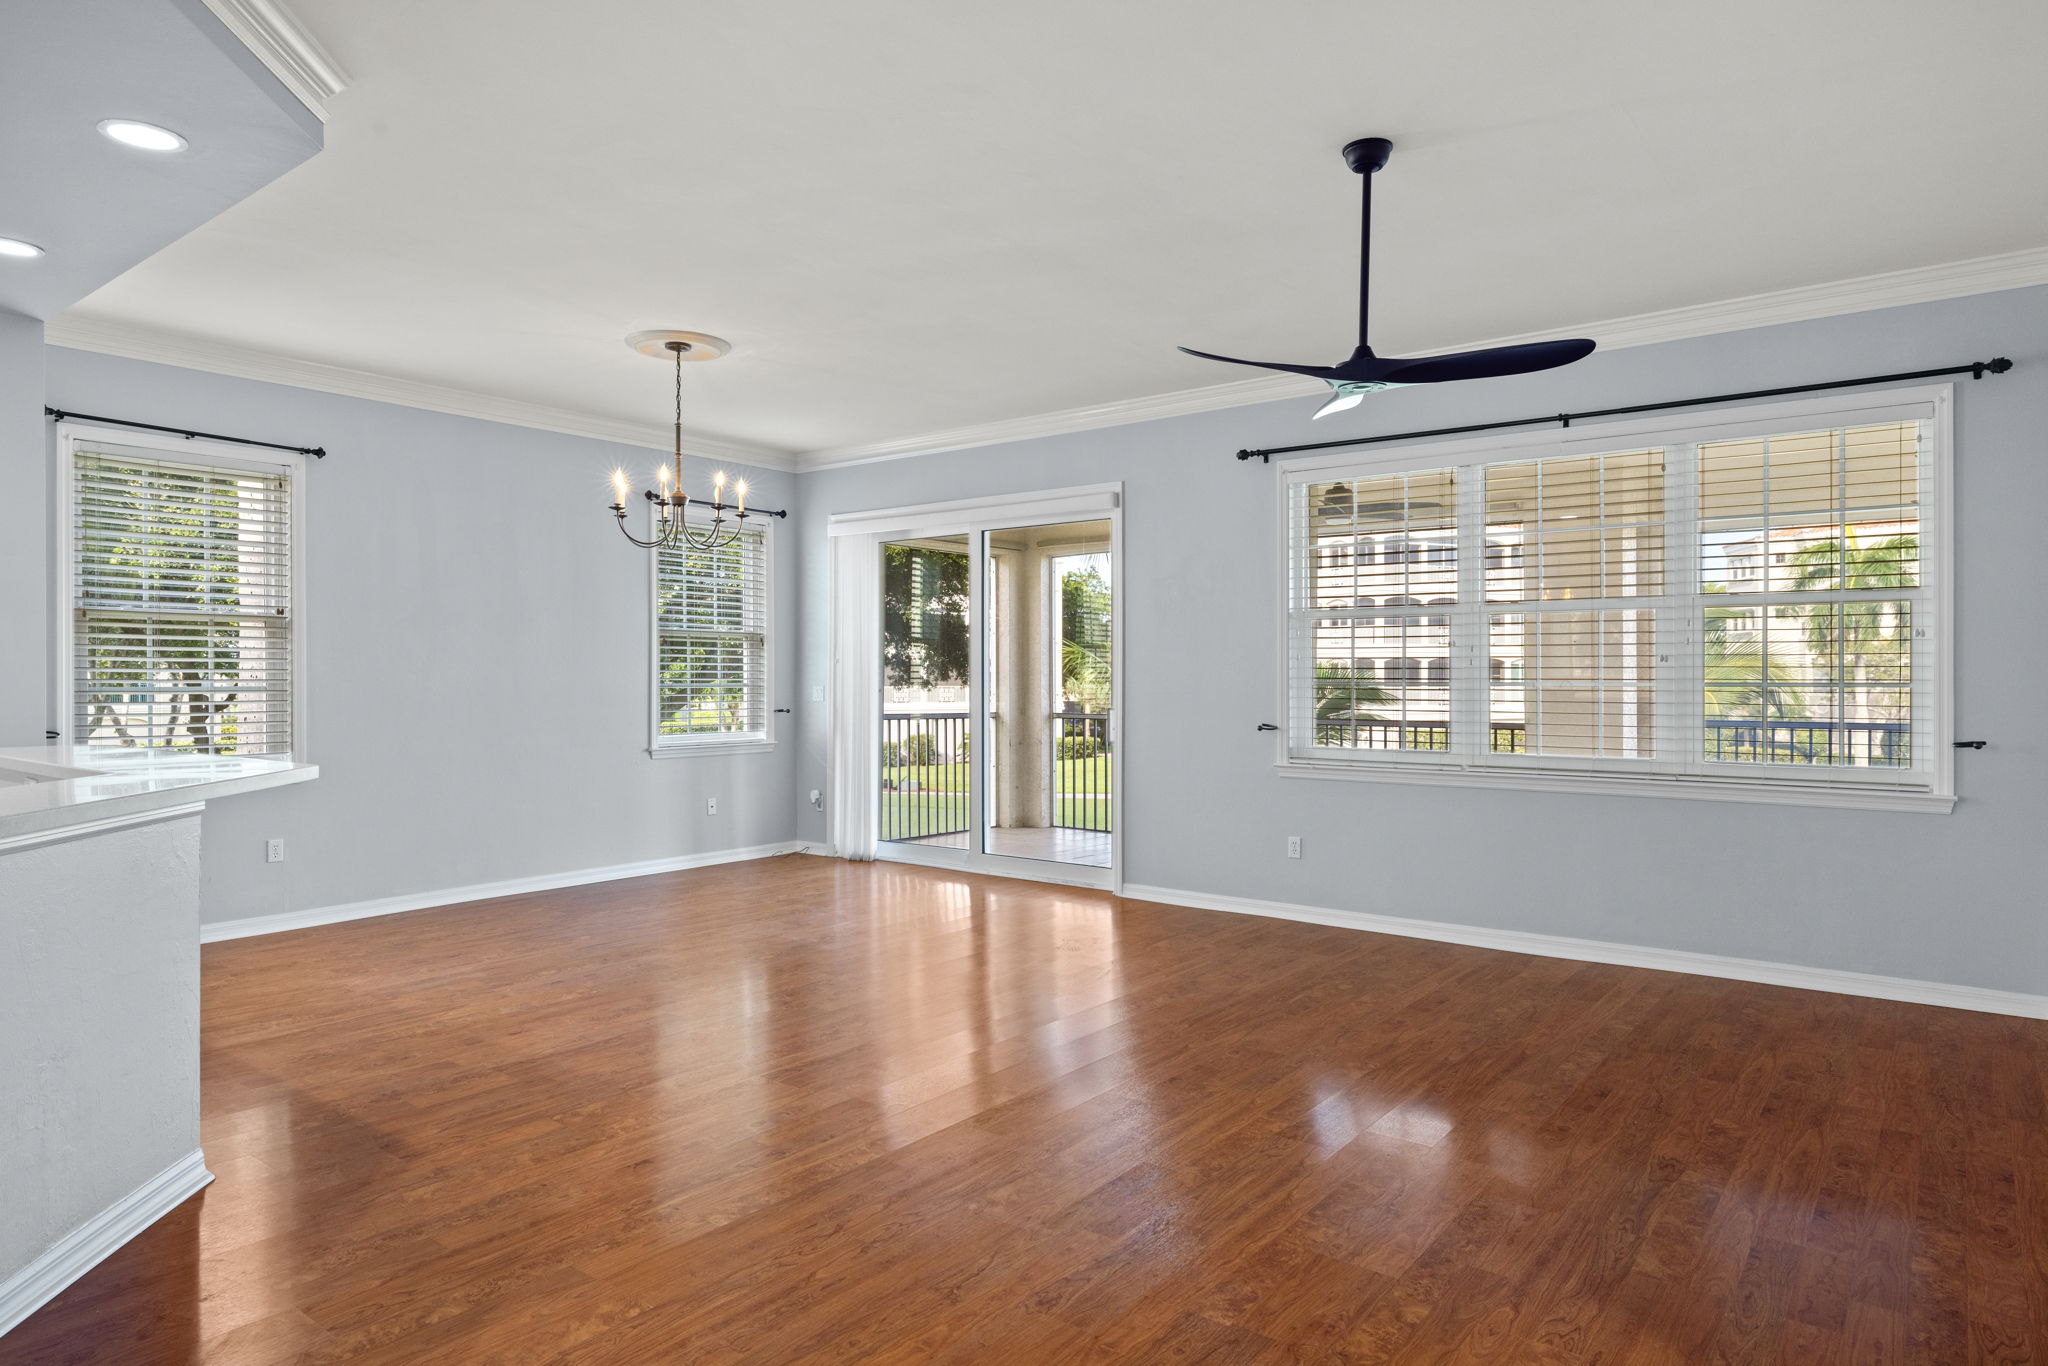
[655, 527, 768, 743]
[1288, 410, 1935, 791]
[72, 447, 295, 756]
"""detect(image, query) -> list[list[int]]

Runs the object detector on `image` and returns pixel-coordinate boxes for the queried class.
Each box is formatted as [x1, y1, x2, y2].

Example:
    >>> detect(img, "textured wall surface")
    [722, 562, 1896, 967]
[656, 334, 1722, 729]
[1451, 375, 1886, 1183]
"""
[0, 813, 202, 1278]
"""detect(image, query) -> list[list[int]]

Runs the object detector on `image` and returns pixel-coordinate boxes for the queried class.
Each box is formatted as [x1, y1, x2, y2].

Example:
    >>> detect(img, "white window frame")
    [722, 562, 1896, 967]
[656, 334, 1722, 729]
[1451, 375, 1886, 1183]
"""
[1272, 385, 1955, 813]
[52, 423, 310, 761]
[647, 504, 775, 757]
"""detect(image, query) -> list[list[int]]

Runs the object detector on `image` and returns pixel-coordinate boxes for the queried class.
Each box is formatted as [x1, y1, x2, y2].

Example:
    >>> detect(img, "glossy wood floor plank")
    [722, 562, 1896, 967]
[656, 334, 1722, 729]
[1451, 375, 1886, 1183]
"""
[6, 856, 2045, 1364]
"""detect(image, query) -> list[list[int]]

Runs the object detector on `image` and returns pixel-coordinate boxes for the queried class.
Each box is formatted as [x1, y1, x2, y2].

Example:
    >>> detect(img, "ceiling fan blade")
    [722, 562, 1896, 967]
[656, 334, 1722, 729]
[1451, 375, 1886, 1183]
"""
[1176, 346, 1344, 380]
[1379, 338, 1597, 385]
[1314, 386, 1369, 419]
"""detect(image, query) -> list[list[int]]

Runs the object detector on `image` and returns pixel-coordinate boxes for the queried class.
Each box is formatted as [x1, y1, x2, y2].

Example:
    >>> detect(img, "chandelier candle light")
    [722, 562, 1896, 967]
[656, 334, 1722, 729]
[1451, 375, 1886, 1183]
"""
[610, 330, 785, 550]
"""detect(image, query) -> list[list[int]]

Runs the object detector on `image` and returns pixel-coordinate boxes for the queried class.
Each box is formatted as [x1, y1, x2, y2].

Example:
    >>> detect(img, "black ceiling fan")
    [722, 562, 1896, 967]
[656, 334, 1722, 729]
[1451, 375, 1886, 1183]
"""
[1180, 137, 1596, 419]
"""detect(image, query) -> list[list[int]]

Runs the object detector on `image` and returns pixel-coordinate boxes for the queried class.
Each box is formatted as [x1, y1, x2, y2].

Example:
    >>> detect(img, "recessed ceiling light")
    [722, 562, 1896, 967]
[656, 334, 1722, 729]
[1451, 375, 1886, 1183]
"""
[0, 237, 45, 259]
[98, 119, 187, 152]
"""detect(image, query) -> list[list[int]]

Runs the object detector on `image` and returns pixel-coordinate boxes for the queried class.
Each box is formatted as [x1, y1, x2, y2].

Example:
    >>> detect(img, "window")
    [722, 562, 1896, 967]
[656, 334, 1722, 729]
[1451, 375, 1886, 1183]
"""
[652, 521, 771, 752]
[62, 435, 300, 758]
[1282, 389, 1950, 809]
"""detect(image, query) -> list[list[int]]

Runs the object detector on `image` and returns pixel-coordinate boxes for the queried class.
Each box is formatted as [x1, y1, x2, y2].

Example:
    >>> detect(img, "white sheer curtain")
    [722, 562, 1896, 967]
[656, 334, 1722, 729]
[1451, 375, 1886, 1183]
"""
[827, 532, 880, 860]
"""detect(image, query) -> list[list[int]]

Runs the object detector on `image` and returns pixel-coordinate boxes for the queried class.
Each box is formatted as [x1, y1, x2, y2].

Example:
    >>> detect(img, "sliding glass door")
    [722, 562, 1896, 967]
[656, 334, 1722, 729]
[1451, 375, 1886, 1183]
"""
[873, 514, 1117, 884]
[981, 520, 1113, 870]
[877, 535, 973, 849]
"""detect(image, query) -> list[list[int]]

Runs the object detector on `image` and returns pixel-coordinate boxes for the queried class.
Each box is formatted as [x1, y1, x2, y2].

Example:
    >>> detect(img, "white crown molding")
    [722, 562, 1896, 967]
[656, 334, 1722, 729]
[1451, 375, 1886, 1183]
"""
[47, 246, 2046, 478]
[199, 840, 808, 942]
[0, 1150, 211, 1339]
[798, 244, 2048, 470]
[1119, 883, 2048, 1020]
[44, 316, 799, 473]
[1465, 243, 2048, 354]
[799, 372, 1317, 472]
[198, 0, 349, 121]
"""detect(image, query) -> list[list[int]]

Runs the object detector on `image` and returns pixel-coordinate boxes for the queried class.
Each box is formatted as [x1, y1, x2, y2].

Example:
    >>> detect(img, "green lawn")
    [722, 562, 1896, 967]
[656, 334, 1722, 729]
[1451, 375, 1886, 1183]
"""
[880, 791, 970, 841]
[879, 757, 1112, 839]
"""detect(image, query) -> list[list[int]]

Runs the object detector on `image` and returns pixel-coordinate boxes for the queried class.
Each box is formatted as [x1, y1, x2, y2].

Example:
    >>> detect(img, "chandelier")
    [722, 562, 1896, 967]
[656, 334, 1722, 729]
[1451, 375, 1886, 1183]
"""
[609, 330, 784, 550]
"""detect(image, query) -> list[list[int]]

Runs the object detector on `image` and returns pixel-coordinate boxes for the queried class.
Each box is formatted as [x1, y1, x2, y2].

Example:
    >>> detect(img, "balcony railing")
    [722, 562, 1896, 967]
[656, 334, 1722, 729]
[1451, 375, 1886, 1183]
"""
[1703, 719, 1908, 766]
[879, 713, 969, 841]
[1312, 721, 1525, 751]
[1311, 718, 1909, 766]
[1053, 713, 1111, 832]
[879, 711, 1115, 842]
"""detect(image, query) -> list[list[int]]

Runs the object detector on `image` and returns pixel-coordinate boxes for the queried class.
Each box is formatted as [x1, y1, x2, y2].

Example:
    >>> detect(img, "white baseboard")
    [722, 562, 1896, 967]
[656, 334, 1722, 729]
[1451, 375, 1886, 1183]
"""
[0, 1150, 211, 1339]
[1118, 883, 2048, 1020]
[201, 841, 809, 943]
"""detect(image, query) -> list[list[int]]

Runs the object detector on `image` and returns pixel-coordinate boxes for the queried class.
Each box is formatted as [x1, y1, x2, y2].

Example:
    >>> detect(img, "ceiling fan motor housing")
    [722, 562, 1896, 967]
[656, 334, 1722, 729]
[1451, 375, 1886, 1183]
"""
[1342, 137, 1393, 174]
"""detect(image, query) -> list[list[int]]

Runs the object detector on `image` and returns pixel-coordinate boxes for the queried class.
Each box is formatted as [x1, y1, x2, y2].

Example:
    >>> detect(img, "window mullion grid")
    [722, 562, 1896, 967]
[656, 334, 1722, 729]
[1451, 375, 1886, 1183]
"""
[1912, 415, 1938, 781]
[71, 449, 295, 758]
[1283, 400, 1939, 797]
[1285, 481, 1318, 757]
[654, 528, 769, 746]
[1453, 463, 1487, 767]
[1658, 441, 1700, 776]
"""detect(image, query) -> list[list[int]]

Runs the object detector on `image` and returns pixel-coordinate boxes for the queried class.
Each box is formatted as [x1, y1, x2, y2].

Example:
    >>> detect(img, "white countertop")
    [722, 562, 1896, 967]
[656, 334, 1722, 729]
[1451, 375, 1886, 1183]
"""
[0, 744, 317, 848]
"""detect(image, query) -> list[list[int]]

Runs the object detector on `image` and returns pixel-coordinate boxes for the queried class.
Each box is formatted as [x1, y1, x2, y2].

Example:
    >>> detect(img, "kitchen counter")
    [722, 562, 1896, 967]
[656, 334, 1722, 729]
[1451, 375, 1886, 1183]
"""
[0, 744, 316, 849]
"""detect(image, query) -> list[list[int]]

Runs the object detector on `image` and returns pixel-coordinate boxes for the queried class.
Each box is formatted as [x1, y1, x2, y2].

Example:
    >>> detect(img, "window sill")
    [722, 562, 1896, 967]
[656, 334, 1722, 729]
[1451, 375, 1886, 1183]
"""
[1272, 760, 1956, 814]
[648, 739, 777, 759]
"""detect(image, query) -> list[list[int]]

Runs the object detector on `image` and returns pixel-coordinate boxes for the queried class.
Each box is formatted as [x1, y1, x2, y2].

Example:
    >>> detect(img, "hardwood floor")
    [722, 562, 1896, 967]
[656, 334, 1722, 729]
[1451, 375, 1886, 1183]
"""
[901, 826, 1113, 867]
[7, 855, 2044, 1364]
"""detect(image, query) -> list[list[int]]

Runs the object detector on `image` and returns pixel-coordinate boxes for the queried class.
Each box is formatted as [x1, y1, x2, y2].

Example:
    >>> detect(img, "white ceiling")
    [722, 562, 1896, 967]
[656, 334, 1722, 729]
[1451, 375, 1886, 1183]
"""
[55, 0, 2048, 462]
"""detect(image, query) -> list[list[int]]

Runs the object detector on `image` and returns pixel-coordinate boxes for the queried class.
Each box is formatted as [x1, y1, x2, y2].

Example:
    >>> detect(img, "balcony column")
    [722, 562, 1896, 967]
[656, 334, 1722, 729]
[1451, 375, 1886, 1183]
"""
[992, 545, 1051, 830]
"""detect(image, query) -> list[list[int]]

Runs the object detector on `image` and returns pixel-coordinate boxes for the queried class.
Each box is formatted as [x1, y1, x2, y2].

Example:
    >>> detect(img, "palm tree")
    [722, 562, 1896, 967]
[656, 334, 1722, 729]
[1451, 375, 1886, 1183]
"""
[1313, 662, 1396, 745]
[1059, 563, 1113, 713]
[1784, 532, 1916, 693]
[1701, 599, 1805, 719]
[1785, 530, 1918, 596]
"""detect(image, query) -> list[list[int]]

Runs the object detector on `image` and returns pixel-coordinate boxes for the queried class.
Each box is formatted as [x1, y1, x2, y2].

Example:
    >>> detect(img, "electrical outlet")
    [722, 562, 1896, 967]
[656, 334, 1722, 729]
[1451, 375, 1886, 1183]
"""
[706, 796, 718, 816]
[1286, 835, 1302, 859]
[809, 789, 823, 809]
[266, 838, 285, 863]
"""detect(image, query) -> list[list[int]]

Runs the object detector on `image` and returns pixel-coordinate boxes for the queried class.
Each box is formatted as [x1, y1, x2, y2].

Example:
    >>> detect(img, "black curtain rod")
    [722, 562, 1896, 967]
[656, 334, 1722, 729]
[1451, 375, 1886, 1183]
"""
[46, 408, 326, 459]
[1235, 357, 2014, 463]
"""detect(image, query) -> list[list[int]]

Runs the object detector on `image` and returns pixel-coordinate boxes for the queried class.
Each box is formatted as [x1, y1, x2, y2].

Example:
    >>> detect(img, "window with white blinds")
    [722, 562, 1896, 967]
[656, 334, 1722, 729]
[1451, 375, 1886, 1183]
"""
[1284, 389, 1949, 807]
[67, 442, 297, 757]
[653, 524, 770, 749]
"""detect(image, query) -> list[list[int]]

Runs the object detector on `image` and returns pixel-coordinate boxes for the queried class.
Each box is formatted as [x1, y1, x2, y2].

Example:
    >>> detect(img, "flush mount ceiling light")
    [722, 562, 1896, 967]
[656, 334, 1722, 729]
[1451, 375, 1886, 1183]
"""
[607, 330, 786, 551]
[1180, 136, 1597, 419]
[98, 119, 187, 152]
[0, 236, 45, 258]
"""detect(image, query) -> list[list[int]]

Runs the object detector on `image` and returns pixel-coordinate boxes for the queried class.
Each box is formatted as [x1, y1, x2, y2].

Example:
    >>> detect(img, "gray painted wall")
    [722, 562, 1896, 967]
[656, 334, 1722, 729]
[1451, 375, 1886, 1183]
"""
[1, 813, 202, 1284]
[36, 349, 802, 925]
[12, 288, 2041, 988]
[794, 286, 2048, 996]
[0, 310, 47, 746]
